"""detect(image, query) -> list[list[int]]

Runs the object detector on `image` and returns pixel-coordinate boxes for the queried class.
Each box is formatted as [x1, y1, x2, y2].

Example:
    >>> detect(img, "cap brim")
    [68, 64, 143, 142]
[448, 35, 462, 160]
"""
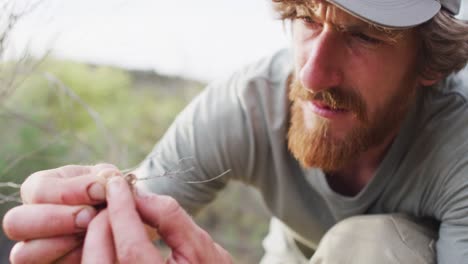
[328, 0, 441, 28]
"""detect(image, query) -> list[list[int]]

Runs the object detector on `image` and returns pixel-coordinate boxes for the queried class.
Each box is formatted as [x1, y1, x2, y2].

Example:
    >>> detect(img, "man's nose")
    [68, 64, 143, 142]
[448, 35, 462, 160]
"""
[299, 30, 344, 93]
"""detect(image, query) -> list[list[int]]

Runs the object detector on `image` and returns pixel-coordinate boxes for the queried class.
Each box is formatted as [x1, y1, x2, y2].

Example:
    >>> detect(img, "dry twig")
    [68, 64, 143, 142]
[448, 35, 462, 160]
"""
[122, 153, 232, 187]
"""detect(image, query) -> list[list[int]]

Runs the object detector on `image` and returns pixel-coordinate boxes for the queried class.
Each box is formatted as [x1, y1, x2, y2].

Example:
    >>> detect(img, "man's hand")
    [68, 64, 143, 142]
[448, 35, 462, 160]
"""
[82, 176, 233, 263]
[2, 164, 121, 263]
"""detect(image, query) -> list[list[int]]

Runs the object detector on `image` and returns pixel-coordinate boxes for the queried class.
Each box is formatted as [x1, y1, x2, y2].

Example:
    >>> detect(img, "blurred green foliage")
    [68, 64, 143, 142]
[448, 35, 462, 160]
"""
[1, 60, 199, 173]
[0, 59, 269, 263]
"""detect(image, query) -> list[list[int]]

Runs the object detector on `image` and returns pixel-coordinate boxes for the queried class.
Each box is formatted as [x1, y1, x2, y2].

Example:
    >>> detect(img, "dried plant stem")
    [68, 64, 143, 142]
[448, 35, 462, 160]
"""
[0, 191, 21, 204]
[184, 169, 231, 184]
[0, 183, 22, 204]
[0, 182, 21, 188]
[135, 167, 196, 182]
[124, 169, 231, 188]
[122, 154, 231, 186]
[121, 155, 194, 175]
[0, 151, 232, 204]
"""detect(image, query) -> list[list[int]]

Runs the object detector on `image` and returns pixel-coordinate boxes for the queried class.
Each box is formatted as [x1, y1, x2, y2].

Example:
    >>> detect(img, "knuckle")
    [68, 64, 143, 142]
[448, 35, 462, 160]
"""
[196, 228, 213, 244]
[94, 163, 119, 172]
[57, 164, 94, 177]
[117, 242, 142, 264]
[158, 195, 181, 216]
[58, 164, 82, 172]
[21, 172, 48, 203]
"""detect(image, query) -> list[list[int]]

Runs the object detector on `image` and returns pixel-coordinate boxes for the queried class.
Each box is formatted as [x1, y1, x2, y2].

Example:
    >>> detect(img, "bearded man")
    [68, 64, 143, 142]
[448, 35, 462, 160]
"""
[3, 0, 468, 263]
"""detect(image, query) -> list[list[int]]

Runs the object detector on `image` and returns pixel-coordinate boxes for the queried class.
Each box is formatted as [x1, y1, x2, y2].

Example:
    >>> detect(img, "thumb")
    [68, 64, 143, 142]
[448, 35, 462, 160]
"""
[134, 189, 208, 253]
[134, 189, 233, 263]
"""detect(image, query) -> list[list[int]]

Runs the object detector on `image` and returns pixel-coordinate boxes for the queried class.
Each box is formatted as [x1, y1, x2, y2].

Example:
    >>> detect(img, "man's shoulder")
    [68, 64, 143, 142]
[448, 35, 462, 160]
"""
[422, 68, 468, 130]
[408, 69, 468, 180]
[393, 69, 468, 184]
[201, 49, 293, 126]
[418, 71, 468, 160]
[435, 67, 468, 102]
[211, 49, 292, 93]
[236, 49, 292, 83]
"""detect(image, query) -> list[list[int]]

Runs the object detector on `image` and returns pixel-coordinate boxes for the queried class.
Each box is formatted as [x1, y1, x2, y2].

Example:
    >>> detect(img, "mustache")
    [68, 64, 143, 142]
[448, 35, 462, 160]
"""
[289, 79, 367, 122]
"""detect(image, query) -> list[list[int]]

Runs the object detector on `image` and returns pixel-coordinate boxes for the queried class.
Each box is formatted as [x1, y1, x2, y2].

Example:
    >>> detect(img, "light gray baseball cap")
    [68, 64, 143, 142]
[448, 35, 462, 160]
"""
[328, 0, 462, 28]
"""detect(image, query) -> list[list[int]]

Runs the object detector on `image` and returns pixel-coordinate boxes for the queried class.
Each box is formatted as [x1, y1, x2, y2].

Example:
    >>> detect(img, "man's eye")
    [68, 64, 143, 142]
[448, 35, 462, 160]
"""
[352, 32, 381, 44]
[297, 16, 320, 27]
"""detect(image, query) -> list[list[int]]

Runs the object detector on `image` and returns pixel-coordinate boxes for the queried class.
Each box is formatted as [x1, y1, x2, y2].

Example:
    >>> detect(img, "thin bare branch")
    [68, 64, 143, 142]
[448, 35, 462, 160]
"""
[0, 106, 103, 156]
[0, 137, 60, 178]
[0, 191, 21, 204]
[0, 106, 55, 133]
[0, 1, 51, 104]
[43, 72, 120, 163]
[0, 50, 50, 105]
[0, 182, 21, 188]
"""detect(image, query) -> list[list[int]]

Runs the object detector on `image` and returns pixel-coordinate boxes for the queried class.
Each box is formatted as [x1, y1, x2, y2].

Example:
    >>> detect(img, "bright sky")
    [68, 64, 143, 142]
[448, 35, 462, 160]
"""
[9, 0, 289, 81]
[8, 0, 468, 81]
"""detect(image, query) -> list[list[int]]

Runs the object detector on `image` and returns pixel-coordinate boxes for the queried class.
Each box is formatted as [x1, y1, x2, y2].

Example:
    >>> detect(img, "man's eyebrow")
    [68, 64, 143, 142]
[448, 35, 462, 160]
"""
[296, 6, 400, 37]
[335, 20, 400, 36]
[336, 24, 374, 33]
[296, 8, 376, 32]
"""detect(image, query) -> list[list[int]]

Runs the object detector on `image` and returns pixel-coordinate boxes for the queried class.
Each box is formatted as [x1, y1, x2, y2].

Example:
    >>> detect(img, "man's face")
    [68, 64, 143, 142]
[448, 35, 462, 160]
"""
[288, 2, 425, 171]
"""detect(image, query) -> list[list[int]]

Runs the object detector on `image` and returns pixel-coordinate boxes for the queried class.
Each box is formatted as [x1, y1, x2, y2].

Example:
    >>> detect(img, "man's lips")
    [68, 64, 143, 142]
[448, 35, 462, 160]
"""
[302, 100, 350, 119]
[312, 101, 347, 112]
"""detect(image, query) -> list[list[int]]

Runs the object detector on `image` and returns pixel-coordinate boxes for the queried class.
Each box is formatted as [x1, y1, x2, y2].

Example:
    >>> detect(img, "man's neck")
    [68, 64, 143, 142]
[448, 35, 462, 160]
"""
[325, 130, 398, 197]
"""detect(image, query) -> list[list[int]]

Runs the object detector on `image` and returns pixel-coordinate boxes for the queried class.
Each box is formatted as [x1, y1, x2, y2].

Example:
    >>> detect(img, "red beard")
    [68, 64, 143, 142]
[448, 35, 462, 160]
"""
[287, 78, 414, 172]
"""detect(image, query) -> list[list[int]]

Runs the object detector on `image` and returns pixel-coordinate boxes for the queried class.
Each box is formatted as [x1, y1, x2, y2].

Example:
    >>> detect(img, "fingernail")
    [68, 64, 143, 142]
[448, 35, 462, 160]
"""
[88, 182, 106, 201]
[75, 207, 95, 229]
[107, 176, 123, 198]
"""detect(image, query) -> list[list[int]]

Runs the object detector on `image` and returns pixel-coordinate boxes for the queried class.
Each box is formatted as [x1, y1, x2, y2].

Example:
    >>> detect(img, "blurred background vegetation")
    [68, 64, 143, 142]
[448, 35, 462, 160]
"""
[0, 58, 271, 263]
[0, 1, 274, 263]
[7, 0, 467, 263]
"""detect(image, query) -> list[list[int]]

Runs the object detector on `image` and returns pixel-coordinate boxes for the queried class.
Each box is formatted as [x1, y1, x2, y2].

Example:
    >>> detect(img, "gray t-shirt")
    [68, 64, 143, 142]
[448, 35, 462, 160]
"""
[136, 49, 468, 263]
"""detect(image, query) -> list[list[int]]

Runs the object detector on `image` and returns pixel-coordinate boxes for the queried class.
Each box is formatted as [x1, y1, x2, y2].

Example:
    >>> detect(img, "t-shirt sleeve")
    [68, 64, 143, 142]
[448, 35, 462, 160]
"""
[133, 70, 268, 215]
[435, 157, 468, 263]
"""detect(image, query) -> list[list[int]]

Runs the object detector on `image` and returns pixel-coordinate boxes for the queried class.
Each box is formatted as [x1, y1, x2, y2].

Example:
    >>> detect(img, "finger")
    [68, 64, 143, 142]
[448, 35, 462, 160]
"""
[3, 204, 96, 240]
[106, 177, 164, 263]
[134, 189, 227, 262]
[21, 164, 120, 205]
[9, 236, 82, 264]
[82, 210, 115, 264]
[56, 247, 83, 264]
[134, 190, 202, 251]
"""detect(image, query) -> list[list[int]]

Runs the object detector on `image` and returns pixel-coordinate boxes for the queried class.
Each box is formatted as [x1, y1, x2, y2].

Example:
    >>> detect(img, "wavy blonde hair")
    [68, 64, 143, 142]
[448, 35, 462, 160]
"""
[418, 10, 468, 79]
[272, 0, 468, 80]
